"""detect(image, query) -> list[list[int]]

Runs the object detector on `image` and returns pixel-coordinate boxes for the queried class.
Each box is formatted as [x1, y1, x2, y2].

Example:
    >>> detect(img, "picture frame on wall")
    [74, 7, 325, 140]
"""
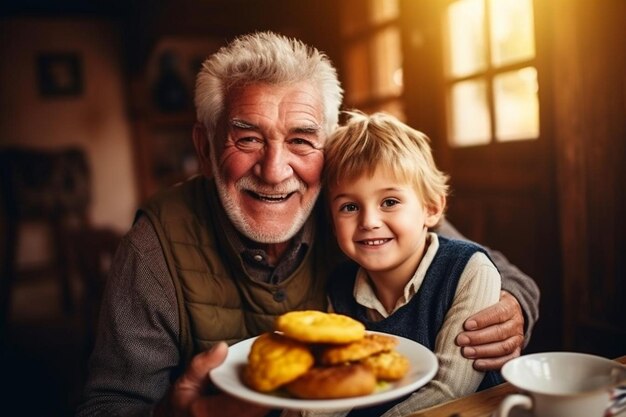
[37, 53, 83, 97]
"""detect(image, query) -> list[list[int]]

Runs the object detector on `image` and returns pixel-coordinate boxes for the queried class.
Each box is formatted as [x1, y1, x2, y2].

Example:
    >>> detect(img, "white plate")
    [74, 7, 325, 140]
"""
[210, 331, 438, 411]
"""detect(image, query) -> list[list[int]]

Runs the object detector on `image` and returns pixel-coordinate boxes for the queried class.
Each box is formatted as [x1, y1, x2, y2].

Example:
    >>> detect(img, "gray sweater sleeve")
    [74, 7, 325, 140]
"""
[75, 216, 180, 417]
[434, 218, 540, 345]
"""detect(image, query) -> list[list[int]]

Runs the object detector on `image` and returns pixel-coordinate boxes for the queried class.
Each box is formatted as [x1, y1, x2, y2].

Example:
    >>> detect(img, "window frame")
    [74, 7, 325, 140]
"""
[442, 0, 540, 147]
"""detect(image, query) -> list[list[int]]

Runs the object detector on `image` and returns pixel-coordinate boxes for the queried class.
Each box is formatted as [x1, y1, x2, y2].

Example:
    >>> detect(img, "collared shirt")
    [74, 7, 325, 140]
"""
[211, 187, 314, 285]
[76, 212, 314, 417]
[287, 233, 502, 417]
[353, 233, 440, 319]
[77, 217, 537, 417]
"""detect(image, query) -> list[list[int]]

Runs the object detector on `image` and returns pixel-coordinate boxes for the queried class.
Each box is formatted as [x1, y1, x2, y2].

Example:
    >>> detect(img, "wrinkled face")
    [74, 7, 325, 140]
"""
[208, 82, 326, 243]
[328, 168, 442, 279]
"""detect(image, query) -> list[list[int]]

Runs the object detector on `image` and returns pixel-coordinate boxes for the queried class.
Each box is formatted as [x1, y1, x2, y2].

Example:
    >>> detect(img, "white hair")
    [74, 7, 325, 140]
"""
[195, 31, 343, 144]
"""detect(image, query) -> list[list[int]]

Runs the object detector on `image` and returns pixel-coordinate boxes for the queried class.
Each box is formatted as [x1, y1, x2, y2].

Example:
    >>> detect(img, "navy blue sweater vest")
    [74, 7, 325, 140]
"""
[328, 236, 502, 416]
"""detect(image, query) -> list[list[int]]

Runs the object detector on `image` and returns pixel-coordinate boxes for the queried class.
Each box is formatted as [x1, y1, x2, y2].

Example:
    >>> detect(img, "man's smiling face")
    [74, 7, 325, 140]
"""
[212, 82, 326, 244]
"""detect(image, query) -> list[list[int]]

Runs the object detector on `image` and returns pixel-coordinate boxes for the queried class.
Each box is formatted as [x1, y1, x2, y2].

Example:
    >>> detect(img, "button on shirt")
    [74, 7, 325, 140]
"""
[217, 202, 313, 285]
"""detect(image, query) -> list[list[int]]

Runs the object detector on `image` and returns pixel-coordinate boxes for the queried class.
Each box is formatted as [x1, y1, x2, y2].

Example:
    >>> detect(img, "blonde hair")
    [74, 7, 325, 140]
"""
[324, 111, 449, 210]
[195, 31, 343, 144]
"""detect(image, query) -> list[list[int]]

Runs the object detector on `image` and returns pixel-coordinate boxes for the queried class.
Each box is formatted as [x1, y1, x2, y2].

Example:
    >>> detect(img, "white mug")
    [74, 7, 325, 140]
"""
[495, 352, 626, 417]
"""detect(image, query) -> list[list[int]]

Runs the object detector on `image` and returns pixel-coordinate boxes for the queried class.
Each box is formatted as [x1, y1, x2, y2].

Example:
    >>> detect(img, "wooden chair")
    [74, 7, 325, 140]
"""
[69, 226, 121, 353]
[0, 147, 91, 341]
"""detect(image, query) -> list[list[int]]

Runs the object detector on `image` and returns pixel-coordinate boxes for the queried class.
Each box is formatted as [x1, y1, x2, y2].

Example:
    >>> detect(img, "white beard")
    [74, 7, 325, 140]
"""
[211, 155, 319, 244]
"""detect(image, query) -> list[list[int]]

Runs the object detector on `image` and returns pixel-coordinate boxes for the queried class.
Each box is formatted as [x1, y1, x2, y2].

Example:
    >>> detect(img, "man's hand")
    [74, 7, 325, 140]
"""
[154, 342, 269, 417]
[456, 291, 525, 371]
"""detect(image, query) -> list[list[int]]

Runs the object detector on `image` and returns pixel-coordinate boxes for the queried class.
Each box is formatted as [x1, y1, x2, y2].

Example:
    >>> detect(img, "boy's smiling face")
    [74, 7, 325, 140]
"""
[328, 167, 443, 282]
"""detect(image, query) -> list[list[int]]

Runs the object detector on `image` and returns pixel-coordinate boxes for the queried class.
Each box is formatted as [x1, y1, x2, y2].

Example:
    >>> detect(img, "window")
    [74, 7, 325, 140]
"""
[444, 0, 539, 147]
[339, 0, 404, 119]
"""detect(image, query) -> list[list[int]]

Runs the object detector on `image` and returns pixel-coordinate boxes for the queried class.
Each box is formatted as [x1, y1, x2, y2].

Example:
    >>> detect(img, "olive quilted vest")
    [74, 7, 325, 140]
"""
[140, 177, 334, 363]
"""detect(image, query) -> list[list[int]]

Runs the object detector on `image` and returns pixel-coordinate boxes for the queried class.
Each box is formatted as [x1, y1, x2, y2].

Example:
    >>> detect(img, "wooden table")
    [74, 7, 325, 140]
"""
[405, 355, 626, 417]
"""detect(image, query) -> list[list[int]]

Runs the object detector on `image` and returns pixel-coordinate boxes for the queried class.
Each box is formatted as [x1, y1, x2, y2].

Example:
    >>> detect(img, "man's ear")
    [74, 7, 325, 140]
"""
[192, 123, 213, 178]
[425, 195, 446, 228]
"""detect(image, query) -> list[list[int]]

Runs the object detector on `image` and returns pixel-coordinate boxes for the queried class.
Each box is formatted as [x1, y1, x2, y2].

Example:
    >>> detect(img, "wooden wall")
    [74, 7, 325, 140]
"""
[549, 0, 626, 356]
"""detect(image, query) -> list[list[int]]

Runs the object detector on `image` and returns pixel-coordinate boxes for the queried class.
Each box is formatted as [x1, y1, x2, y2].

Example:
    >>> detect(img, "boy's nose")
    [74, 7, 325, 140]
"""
[359, 209, 382, 230]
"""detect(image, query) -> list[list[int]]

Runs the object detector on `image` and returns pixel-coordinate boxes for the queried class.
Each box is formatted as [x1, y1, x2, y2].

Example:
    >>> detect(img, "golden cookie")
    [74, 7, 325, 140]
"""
[320, 333, 398, 365]
[285, 363, 377, 399]
[361, 350, 410, 381]
[243, 332, 314, 392]
[275, 310, 365, 344]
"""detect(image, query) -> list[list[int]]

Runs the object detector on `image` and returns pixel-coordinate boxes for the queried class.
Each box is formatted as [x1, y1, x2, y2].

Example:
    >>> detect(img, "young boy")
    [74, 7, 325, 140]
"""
[311, 111, 502, 417]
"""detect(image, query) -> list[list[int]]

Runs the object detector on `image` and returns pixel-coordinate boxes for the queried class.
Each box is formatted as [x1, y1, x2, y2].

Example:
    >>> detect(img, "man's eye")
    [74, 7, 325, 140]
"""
[235, 137, 263, 150]
[339, 203, 358, 213]
[382, 199, 400, 208]
[287, 138, 318, 154]
[290, 138, 313, 145]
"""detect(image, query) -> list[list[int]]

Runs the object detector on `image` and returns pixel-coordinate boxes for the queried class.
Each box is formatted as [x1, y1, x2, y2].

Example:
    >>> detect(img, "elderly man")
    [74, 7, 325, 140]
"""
[77, 31, 539, 417]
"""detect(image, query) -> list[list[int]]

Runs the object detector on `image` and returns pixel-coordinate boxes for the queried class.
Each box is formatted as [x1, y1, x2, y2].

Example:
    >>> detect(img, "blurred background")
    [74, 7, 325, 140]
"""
[0, 0, 624, 415]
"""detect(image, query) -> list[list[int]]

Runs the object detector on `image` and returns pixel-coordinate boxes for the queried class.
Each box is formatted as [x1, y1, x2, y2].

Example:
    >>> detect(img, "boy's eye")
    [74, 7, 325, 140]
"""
[339, 203, 359, 212]
[382, 198, 400, 208]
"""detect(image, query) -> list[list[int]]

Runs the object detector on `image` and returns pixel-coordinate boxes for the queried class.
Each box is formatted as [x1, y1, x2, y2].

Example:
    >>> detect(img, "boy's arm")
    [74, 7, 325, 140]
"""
[382, 252, 501, 416]
[434, 218, 540, 369]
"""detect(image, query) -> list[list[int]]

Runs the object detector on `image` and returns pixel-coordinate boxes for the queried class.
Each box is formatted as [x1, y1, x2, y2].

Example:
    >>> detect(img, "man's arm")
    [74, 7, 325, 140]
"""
[76, 217, 181, 417]
[434, 218, 540, 370]
[154, 342, 269, 417]
[77, 216, 269, 417]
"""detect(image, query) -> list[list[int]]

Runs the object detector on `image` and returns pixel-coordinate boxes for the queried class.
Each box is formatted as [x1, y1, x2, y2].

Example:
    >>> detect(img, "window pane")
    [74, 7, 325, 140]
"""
[372, 27, 403, 97]
[370, 0, 399, 25]
[490, 0, 535, 66]
[446, 0, 486, 77]
[343, 40, 370, 104]
[494, 67, 539, 141]
[449, 79, 491, 146]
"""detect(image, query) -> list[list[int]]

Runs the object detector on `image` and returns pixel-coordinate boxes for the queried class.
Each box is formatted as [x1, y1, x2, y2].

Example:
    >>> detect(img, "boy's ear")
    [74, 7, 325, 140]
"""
[192, 123, 213, 178]
[425, 195, 446, 227]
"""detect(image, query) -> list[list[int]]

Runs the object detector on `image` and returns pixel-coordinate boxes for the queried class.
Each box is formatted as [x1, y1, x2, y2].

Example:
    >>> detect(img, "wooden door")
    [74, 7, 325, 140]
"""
[548, 0, 626, 357]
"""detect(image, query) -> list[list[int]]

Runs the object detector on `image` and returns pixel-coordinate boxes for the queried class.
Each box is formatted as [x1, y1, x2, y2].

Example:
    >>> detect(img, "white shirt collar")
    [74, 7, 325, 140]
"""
[353, 232, 440, 319]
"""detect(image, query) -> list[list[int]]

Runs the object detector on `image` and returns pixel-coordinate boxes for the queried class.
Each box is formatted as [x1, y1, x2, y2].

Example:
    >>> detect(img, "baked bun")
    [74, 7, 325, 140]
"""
[243, 332, 314, 392]
[286, 363, 377, 399]
[242, 311, 411, 399]
[361, 350, 410, 381]
[276, 310, 365, 344]
[320, 333, 398, 365]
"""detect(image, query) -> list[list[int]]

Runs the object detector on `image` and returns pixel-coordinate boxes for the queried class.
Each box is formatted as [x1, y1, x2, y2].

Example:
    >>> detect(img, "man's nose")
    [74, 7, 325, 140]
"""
[254, 145, 294, 184]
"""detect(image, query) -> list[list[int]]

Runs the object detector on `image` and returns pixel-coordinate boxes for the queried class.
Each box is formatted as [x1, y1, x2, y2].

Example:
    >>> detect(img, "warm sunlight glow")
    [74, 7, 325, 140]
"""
[393, 68, 403, 87]
[446, 0, 486, 77]
[372, 27, 403, 97]
[371, 0, 400, 25]
[490, 0, 536, 66]
[494, 67, 540, 141]
[340, 0, 403, 115]
[449, 79, 491, 146]
[445, 0, 538, 147]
